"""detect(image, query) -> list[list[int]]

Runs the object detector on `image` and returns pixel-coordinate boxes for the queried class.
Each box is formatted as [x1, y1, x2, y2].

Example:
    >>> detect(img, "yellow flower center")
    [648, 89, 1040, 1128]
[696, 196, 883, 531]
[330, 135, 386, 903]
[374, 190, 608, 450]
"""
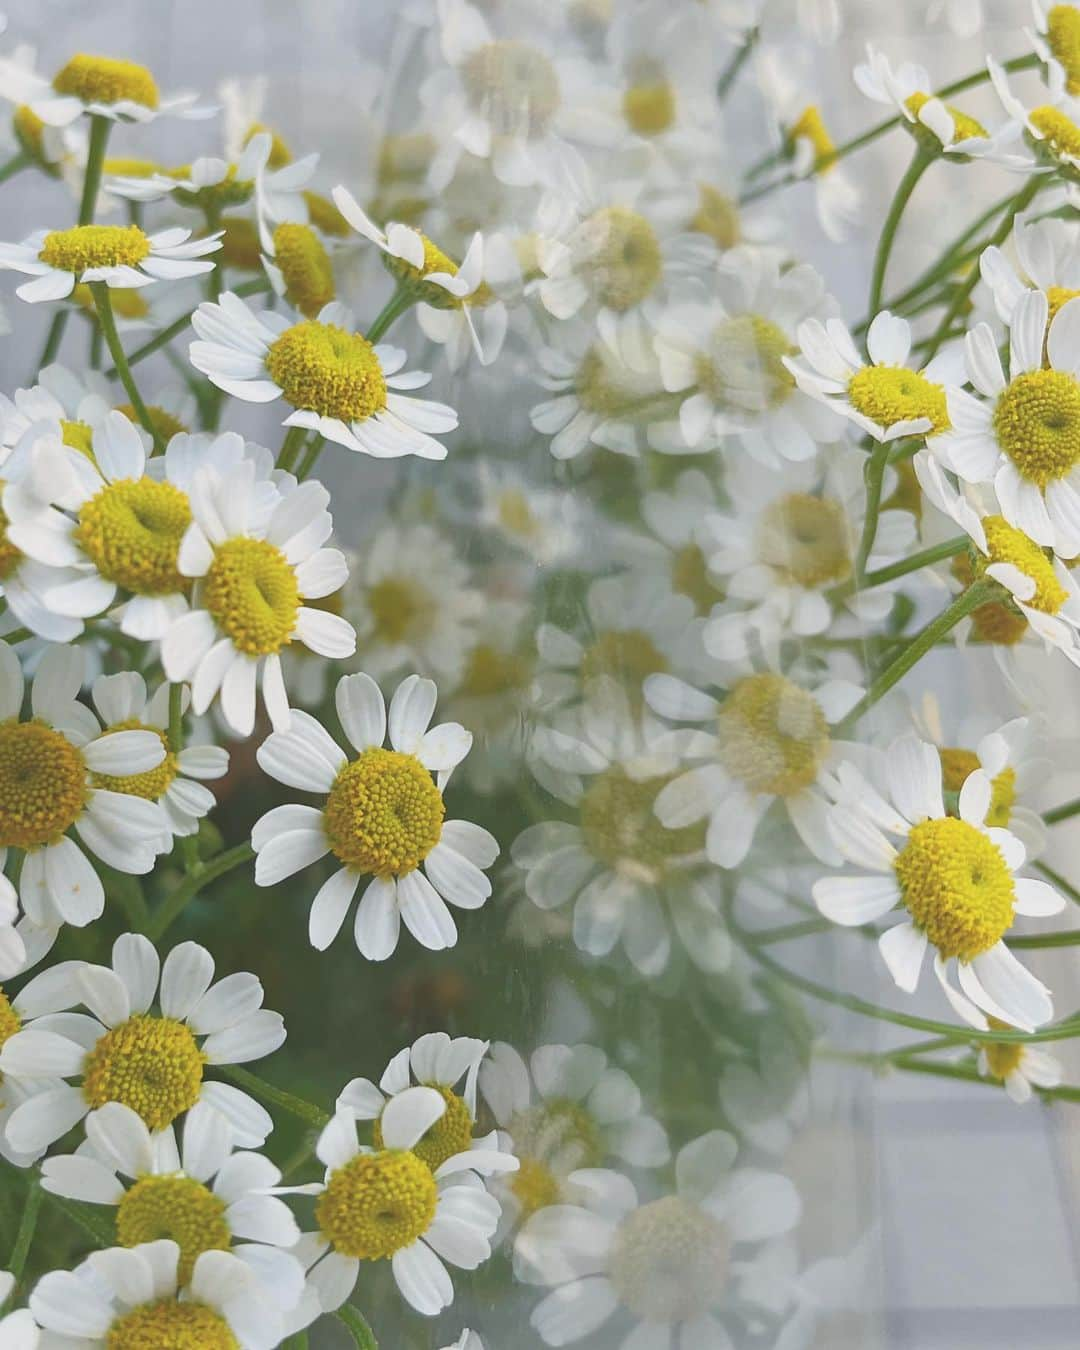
[1047, 285, 1080, 325]
[939, 747, 1017, 827]
[623, 81, 676, 136]
[203, 537, 299, 657]
[106, 1300, 238, 1350]
[244, 121, 292, 168]
[0, 990, 22, 1074]
[609, 1195, 731, 1324]
[323, 749, 444, 877]
[993, 370, 1080, 487]
[688, 184, 741, 250]
[581, 767, 705, 879]
[265, 321, 387, 423]
[671, 543, 724, 615]
[0, 495, 22, 584]
[756, 492, 852, 588]
[373, 1084, 473, 1172]
[75, 478, 192, 596]
[105, 157, 161, 178]
[92, 720, 177, 801]
[789, 104, 837, 172]
[118, 403, 187, 443]
[580, 207, 662, 312]
[217, 217, 262, 272]
[365, 576, 435, 646]
[460, 644, 530, 700]
[580, 629, 669, 697]
[270, 223, 334, 319]
[574, 345, 644, 418]
[377, 133, 437, 188]
[170, 163, 254, 213]
[461, 40, 561, 137]
[1030, 105, 1080, 160]
[894, 816, 1015, 960]
[1048, 5, 1080, 94]
[116, 1175, 230, 1285]
[696, 314, 796, 412]
[83, 1014, 205, 1131]
[39, 224, 150, 274]
[383, 232, 468, 309]
[511, 1156, 562, 1217]
[494, 488, 539, 539]
[717, 674, 830, 798]
[73, 283, 149, 321]
[303, 190, 350, 237]
[316, 1148, 438, 1260]
[847, 364, 950, 434]
[508, 1098, 604, 1219]
[904, 90, 987, 144]
[60, 419, 95, 457]
[980, 513, 1068, 612]
[953, 551, 1030, 645]
[12, 107, 55, 172]
[0, 719, 86, 849]
[52, 54, 159, 109]
[982, 1017, 1026, 1078]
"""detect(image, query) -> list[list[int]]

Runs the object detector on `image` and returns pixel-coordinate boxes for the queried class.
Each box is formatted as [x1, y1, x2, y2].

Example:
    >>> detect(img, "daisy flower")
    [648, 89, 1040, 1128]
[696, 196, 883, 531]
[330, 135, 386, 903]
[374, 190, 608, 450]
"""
[474, 464, 590, 567]
[253, 672, 498, 959]
[190, 293, 458, 460]
[0, 52, 214, 126]
[1030, 1, 1080, 95]
[161, 459, 355, 737]
[812, 733, 1064, 1032]
[786, 309, 963, 444]
[643, 658, 863, 868]
[336, 1032, 490, 1173]
[979, 194, 1080, 324]
[930, 288, 1080, 555]
[288, 1087, 514, 1321]
[620, 468, 726, 618]
[0, 222, 221, 304]
[30, 1240, 283, 1349]
[40, 1102, 304, 1299]
[854, 45, 993, 155]
[515, 1131, 800, 1348]
[976, 1018, 1063, 1103]
[0, 933, 285, 1155]
[987, 55, 1080, 173]
[0, 642, 168, 936]
[478, 1041, 669, 1232]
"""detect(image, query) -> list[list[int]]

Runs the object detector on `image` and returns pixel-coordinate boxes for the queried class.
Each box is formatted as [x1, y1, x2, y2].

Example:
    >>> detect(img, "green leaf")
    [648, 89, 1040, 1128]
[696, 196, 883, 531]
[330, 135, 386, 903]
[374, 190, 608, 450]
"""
[335, 1305, 378, 1348]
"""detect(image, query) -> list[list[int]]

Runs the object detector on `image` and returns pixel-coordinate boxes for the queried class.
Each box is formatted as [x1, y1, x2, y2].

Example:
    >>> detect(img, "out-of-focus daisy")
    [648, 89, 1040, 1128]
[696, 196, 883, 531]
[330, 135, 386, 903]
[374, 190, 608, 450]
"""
[162, 459, 355, 737]
[987, 56, 1080, 173]
[0, 222, 220, 304]
[854, 45, 994, 155]
[0, 52, 215, 126]
[813, 733, 1064, 1032]
[475, 464, 588, 567]
[979, 195, 1080, 324]
[30, 1240, 283, 1348]
[253, 673, 497, 959]
[515, 1131, 800, 1347]
[41, 1101, 304, 1299]
[930, 289, 1080, 556]
[0, 933, 284, 1154]
[0, 642, 168, 938]
[1029, 2, 1080, 94]
[287, 1087, 514, 1321]
[976, 1017, 1062, 1103]
[190, 293, 458, 460]
[786, 309, 963, 443]
[618, 468, 726, 618]
[479, 1041, 669, 1232]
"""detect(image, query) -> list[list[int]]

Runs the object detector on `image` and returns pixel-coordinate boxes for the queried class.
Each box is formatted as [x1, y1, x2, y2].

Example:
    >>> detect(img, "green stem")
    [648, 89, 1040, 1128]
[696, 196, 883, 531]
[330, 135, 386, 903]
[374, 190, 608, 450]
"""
[6, 1176, 42, 1285]
[0, 150, 29, 187]
[888, 1054, 1080, 1102]
[753, 918, 832, 945]
[365, 285, 415, 343]
[277, 425, 308, 473]
[220, 1065, 329, 1128]
[90, 283, 163, 453]
[295, 435, 325, 482]
[835, 580, 998, 734]
[109, 871, 149, 927]
[716, 28, 758, 101]
[854, 440, 892, 584]
[1044, 797, 1080, 825]
[168, 682, 185, 754]
[110, 278, 271, 375]
[36, 310, 68, 371]
[833, 536, 967, 602]
[1008, 929, 1080, 948]
[144, 842, 254, 941]
[78, 115, 111, 226]
[867, 149, 935, 321]
[335, 1306, 378, 1348]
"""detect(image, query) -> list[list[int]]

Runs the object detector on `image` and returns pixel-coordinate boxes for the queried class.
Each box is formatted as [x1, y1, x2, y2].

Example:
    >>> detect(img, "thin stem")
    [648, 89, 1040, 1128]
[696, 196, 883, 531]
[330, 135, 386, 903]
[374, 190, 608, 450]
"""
[295, 434, 325, 482]
[36, 311, 68, 372]
[6, 1175, 42, 1285]
[833, 536, 967, 601]
[1036, 860, 1080, 908]
[716, 27, 758, 101]
[220, 1066, 329, 1128]
[168, 683, 185, 754]
[835, 580, 997, 734]
[753, 918, 832, 945]
[335, 1306, 378, 1348]
[144, 842, 254, 941]
[0, 150, 29, 187]
[867, 149, 934, 321]
[1008, 929, 1080, 949]
[90, 283, 163, 453]
[365, 285, 414, 343]
[854, 439, 892, 584]
[1044, 797, 1080, 825]
[78, 115, 111, 226]
[108, 871, 149, 927]
[277, 425, 308, 473]
[110, 278, 271, 375]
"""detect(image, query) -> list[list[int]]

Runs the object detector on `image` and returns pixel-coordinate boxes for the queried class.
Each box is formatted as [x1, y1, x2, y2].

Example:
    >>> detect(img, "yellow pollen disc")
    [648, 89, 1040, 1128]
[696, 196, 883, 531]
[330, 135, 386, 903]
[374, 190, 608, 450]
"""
[495, 488, 539, 538]
[12, 107, 55, 173]
[39, 224, 151, 274]
[303, 190, 351, 237]
[1047, 286, 1080, 325]
[757, 492, 852, 588]
[510, 1098, 602, 1173]
[377, 133, 437, 189]
[52, 54, 159, 109]
[981, 513, 1068, 613]
[983, 1016, 1025, 1078]
[609, 1195, 731, 1323]
[460, 643, 530, 698]
[0, 493, 21, 583]
[106, 1300, 238, 1350]
[671, 543, 724, 614]
[1030, 105, 1080, 160]
[993, 370, 1080, 487]
[323, 747, 444, 878]
[316, 1148, 438, 1260]
[116, 1174, 230, 1285]
[92, 720, 178, 800]
[894, 816, 1014, 960]
[461, 40, 560, 137]
[117, 402, 188, 442]
[244, 121, 292, 168]
[623, 81, 676, 136]
[696, 314, 796, 412]
[953, 551, 1030, 645]
[939, 746, 1017, 827]
[581, 629, 669, 696]
[365, 576, 435, 645]
[73, 282, 149, 321]
[75, 477, 192, 596]
[83, 1014, 205, 1131]
[939, 746, 981, 795]
[373, 1084, 473, 1171]
[265, 321, 387, 423]
[580, 206, 662, 312]
[384, 232, 467, 310]
[104, 157, 161, 178]
[0, 719, 86, 849]
[0, 990, 22, 1074]
[203, 537, 299, 657]
[574, 346, 643, 418]
[581, 767, 705, 877]
[216, 217, 262, 272]
[903, 90, 987, 144]
[1048, 5, 1080, 94]
[847, 364, 950, 434]
[789, 104, 837, 172]
[689, 184, 741, 250]
[511, 1156, 562, 1217]
[717, 673, 829, 798]
[271, 223, 335, 318]
[60, 419, 95, 457]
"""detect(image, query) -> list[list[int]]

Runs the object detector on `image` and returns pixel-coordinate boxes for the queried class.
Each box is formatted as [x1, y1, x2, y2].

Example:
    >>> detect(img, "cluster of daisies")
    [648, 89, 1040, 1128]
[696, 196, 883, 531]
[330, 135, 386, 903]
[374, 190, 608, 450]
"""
[0, 0, 1076, 1345]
